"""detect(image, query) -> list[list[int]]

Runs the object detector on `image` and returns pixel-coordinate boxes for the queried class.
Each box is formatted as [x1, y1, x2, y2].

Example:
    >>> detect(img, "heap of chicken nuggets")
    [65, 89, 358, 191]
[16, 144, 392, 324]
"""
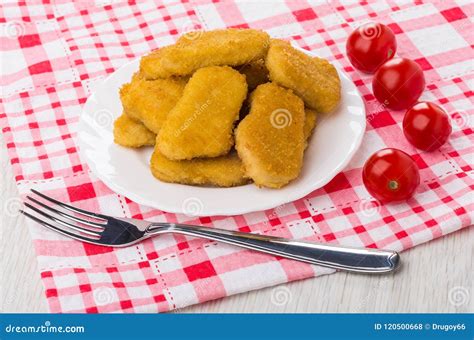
[113, 29, 341, 189]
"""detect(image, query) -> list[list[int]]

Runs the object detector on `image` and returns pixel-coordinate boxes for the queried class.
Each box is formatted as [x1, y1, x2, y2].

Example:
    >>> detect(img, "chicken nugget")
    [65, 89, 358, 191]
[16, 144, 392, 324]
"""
[235, 83, 305, 188]
[140, 29, 270, 79]
[150, 148, 249, 187]
[266, 39, 341, 114]
[157, 66, 247, 160]
[119, 73, 187, 134]
[303, 108, 318, 143]
[113, 113, 156, 148]
[236, 59, 269, 90]
[150, 106, 316, 187]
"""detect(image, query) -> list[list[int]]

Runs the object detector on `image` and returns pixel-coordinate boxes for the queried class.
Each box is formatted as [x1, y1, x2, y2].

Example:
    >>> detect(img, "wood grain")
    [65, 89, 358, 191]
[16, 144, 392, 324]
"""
[1, 134, 472, 313]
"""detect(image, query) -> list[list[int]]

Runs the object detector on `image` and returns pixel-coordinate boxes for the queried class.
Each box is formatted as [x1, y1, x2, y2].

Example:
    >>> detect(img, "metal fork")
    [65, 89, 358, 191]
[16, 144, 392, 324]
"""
[21, 189, 400, 273]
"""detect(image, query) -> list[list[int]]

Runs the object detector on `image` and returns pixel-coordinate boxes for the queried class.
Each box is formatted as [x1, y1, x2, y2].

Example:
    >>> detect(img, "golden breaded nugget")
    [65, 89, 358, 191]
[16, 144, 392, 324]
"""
[303, 108, 318, 143]
[157, 66, 247, 160]
[149, 106, 316, 187]
[150, 148, 249, 187]
[113, 113, 156, 148]
[140, 29, 270, 79]
[120, 73, 187, 134]
[235, 83, 305, 188]
[266, 39, 341, 113]
[240, 96, 318, 132]
[236, 59, 269, 90]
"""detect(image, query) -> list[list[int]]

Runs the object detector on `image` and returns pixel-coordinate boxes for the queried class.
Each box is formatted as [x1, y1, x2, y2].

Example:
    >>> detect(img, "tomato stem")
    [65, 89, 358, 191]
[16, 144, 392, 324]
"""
[388, 180, 399, 191]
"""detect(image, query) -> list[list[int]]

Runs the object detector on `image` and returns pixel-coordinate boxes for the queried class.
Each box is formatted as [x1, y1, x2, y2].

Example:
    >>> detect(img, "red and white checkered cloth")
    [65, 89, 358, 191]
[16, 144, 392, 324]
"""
[1, 0, 472, 313]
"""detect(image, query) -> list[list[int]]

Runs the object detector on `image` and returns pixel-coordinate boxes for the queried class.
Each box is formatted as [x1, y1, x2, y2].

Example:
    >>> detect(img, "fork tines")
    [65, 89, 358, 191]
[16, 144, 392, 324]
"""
[21, 189, 108, 243]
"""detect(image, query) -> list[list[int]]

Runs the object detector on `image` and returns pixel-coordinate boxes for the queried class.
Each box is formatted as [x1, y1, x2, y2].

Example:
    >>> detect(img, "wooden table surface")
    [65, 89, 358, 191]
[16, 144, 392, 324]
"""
[1, 134, 472, 313]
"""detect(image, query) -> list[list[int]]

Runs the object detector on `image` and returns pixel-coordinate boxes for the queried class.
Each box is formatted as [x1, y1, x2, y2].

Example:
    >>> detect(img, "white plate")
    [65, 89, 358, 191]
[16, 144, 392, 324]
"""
[78, 46, 366, 216]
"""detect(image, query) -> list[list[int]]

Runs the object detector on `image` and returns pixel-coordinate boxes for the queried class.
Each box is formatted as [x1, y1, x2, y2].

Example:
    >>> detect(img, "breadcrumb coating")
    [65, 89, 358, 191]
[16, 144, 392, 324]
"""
[235, 83, 305, 188]
[266, 39, 341, 114]
[303, 108, 318, 144]
[150, 149, 249, 187]
[157, 66, 247, 160]
[113, 113, 156, 148]
[119, 73, 187, 134]
[140, 29, 270, 79]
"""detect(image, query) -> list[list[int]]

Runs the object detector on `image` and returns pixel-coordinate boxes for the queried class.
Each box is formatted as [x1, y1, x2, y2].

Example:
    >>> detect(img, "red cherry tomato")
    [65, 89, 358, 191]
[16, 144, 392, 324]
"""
[363, 148, 420, 202]
[373, 58, 425, 110]
[403, 102, 452, 151]
[346, 22, 397, 73]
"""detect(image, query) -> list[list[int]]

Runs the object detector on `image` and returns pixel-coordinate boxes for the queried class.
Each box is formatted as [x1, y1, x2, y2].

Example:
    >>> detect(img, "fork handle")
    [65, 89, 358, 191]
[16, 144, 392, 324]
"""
[148, 224, 400, 273]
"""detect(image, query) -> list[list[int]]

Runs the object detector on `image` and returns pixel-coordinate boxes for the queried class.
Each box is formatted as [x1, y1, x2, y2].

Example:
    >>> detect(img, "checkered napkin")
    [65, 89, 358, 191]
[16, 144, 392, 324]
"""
[1, 0, 472, 313]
